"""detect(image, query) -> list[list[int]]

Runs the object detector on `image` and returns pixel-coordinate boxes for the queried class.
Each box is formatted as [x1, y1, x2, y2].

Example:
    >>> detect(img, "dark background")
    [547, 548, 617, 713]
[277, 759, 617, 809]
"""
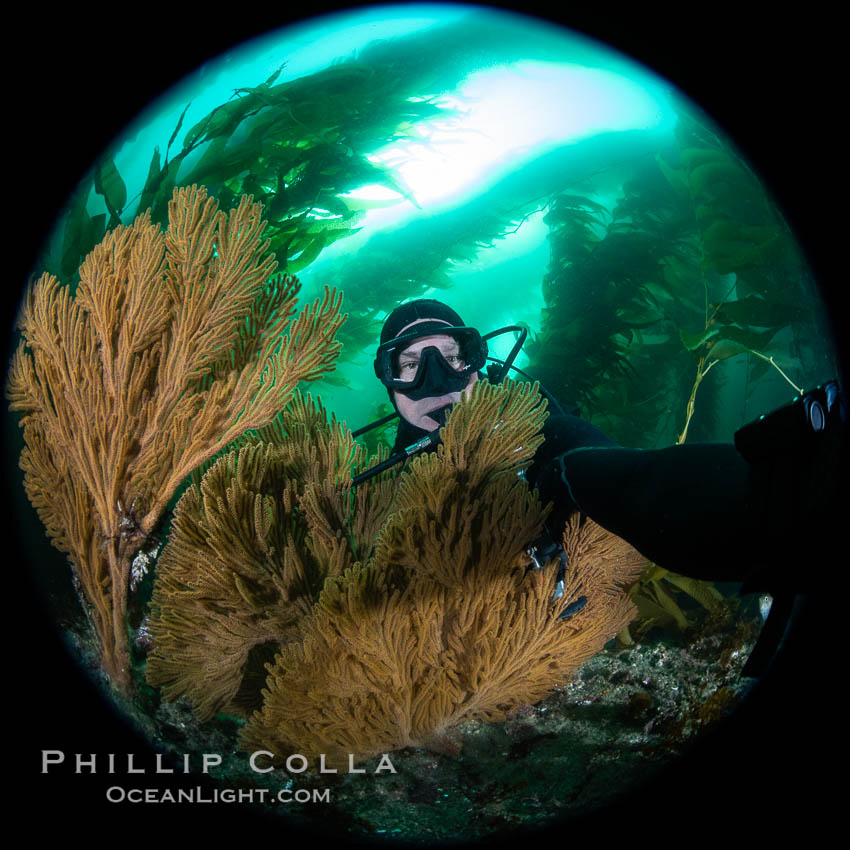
[7, 1, 842, 842]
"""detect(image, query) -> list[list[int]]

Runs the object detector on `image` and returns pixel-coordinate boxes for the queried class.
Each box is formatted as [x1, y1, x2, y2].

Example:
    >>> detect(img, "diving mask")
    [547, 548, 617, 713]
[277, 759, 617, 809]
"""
[373, 322, 487, 398]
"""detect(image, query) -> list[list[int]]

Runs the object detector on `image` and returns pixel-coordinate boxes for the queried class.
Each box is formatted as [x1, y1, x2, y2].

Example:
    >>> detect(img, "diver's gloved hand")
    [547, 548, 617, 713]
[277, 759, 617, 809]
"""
[734, 380, 846, 594]
[734, 380, 845, 465]
[539, 381, 846, 593]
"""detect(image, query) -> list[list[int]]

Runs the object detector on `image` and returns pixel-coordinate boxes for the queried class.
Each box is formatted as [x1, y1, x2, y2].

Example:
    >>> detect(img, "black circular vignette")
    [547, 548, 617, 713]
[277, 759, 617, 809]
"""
[7, 3, 842, 840]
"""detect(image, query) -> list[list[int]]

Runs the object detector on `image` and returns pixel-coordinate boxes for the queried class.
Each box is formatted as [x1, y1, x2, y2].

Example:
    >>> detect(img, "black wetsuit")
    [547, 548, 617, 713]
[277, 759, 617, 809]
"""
[392, 385, 846, 595]
[531, 394, 845, 594]
[528, 414, 761, 582]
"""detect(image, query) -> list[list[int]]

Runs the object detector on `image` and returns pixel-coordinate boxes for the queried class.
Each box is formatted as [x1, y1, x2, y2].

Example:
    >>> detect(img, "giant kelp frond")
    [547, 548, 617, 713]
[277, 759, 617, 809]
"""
[526, 106, 815, 451]
[47, 23, 489, 285]
[6, 185, 345, 690]
[619, 564, 727, 644]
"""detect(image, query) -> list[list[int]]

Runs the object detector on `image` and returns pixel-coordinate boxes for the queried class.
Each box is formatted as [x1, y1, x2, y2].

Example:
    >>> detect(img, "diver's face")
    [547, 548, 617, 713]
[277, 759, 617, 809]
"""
[392, 333, 478, 431]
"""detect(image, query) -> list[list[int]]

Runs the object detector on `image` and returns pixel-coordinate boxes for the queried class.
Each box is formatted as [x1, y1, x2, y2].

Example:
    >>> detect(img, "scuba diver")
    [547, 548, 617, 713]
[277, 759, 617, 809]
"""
[361, 299, 847, 671]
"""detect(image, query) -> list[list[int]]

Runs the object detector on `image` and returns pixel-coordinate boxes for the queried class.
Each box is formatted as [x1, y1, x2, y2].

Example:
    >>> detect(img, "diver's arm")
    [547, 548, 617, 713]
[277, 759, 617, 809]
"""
[531, 383, 846, 592]
[546, 442, 761, 582]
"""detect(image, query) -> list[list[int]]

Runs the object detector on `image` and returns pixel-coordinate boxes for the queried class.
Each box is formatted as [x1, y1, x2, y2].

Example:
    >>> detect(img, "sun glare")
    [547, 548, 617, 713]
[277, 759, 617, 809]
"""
[357, 60, 670, 210]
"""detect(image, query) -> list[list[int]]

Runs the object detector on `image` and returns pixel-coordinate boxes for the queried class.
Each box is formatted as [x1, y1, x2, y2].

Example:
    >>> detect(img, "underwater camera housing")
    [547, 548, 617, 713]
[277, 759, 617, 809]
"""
[734, 380, 845, 463]
[735, 379, 846, 677]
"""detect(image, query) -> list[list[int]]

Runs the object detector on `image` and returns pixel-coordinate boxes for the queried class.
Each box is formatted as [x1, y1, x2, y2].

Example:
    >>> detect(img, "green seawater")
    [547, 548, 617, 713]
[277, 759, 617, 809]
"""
[8, 3, 838, 843]
[31, 4, 833, 446]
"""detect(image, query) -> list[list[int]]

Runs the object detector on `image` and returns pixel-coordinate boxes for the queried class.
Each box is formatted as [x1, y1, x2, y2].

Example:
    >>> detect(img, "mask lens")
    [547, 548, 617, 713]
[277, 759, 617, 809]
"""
[395, 343, 463, 380]
[374, 326, 487, 389]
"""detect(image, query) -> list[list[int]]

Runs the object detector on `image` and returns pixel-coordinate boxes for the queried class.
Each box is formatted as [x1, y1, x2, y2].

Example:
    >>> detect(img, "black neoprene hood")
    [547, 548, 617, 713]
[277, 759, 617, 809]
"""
[379, 299, 467, 345]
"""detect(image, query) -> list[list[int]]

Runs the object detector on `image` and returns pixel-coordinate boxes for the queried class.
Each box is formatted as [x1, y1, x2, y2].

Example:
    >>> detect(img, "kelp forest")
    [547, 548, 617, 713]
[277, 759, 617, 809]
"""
[10, 13, 833, 839]
[40, 22, 827, 454]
